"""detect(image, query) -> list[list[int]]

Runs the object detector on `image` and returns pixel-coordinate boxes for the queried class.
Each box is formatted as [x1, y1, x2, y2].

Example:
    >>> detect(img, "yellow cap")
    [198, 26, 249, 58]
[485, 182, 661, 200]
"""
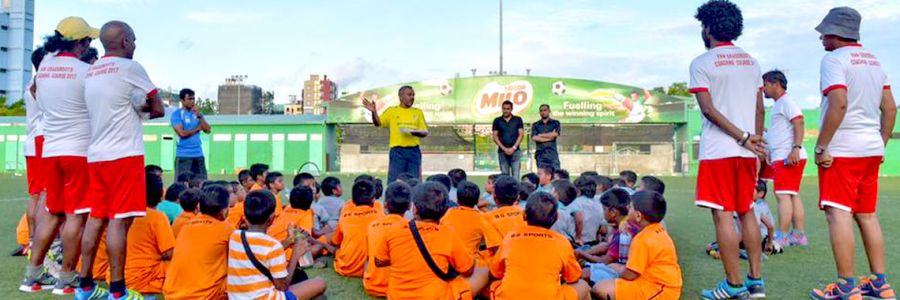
[56, 17, 100, 41]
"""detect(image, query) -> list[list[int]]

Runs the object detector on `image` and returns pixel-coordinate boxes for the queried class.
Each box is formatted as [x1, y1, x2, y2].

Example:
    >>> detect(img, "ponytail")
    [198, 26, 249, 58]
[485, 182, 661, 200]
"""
[42, 31, 88, 53]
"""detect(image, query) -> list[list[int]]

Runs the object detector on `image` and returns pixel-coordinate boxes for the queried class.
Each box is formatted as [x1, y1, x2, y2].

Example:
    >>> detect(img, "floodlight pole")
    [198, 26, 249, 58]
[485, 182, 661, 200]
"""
[499, 0, 504, 76]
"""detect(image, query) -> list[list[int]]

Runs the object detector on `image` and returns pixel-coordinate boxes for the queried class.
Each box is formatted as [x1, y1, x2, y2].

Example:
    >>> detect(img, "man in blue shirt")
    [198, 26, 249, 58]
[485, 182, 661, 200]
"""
[170, 88, 210, 181]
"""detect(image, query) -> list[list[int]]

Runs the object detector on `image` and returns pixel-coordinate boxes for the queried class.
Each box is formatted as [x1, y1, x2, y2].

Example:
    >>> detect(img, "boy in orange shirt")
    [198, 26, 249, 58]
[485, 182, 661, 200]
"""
[331, 178, 384, 277]
[248, 163, 268, 192]
[268, 186, 334, 262]
[264, 172, 286, 217]
[171, 189, 202, 239]
[592, 191, 682, 300]
[490, 191, 590, 300]
[228, 174, 252, 229]
[163, 185, 234, 300]
[440, 180, 486, 255]
[364, 181, 412, 297]
[374, 181, 490, 300]
[124, 174, 175, 296]
[480, 175, 526, 256]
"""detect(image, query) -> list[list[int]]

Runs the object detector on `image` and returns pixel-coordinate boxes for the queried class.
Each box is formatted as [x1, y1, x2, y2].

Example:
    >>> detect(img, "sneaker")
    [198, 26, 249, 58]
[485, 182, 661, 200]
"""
[810, 281, 862, 300]
[790, 231, 809, 247]
[859, 275, 896, 300]
[701, 280, 750, 299]
[109, 289, 144, 300]
[76, 285, 109, 300]
[774, 231, 791, 248]
[745, 276, 765, 299]
[18, 271, 56, 293]
[52, 276, 79, 296]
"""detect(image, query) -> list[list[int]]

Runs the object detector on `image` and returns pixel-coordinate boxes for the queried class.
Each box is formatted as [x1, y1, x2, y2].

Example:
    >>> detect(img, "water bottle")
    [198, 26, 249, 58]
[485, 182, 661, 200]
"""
[618, 231, 632, 264]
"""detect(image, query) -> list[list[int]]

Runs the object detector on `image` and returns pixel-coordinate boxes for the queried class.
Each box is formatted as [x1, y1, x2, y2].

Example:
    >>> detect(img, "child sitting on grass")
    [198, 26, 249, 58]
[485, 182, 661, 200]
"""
[706, 180, 780, 259]
[227, 190, 326, 300]
[591, 190, 682, 300]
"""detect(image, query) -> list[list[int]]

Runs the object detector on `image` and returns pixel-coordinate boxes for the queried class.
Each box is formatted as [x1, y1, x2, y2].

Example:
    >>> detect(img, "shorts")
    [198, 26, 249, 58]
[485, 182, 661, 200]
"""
[696, 157, 758, 214]
[759, 161, 775, 182]
[26, 135, 45, 195]
[615, 278, 681, 300]
[284, 290, 298, 300]
[818, 156, 882, 214]
[489, 281, 578, 300]
[88, 156, 147, 219]
[773, 159, 806, 195]
[448, 276, 473, 300]
[588, 263, 619, 283]
[44, 156, 91, 215]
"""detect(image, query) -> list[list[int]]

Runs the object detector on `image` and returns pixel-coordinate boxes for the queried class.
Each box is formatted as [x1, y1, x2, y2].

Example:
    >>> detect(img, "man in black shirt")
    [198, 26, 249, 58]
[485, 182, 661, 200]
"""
[492, 100, 524, 178]
[531, 104, 561, 169]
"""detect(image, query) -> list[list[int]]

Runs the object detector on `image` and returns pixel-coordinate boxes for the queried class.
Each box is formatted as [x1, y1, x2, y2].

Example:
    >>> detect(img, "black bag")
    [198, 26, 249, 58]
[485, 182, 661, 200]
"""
[240, 230, 275, 284]
[408, 220, 459, 281]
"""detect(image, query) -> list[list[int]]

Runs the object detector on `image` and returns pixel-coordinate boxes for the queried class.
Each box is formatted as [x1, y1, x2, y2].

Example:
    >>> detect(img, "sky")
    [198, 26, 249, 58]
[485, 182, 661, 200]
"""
[34, 0, 900, 108]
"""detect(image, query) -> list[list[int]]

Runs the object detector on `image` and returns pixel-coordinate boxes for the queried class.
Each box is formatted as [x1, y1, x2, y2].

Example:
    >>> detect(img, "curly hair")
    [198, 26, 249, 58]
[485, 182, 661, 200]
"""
[695, 0, 743, 42]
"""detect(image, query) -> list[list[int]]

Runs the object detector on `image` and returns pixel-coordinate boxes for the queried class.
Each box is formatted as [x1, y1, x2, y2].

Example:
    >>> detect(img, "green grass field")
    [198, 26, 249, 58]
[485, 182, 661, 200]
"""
[0, 173, 897, 299]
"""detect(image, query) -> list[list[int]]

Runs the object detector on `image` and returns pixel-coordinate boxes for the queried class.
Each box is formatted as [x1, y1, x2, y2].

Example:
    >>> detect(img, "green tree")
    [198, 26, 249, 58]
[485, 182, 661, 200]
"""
[0, 96, 26, 116]
[651, 86, 666, 94]
[666, 82, 691, 97]
[197, 98, 217, 115]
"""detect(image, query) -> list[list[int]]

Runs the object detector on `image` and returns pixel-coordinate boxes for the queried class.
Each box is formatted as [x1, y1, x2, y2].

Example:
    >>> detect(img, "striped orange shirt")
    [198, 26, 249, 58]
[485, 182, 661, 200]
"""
[227, 231, 289, 300]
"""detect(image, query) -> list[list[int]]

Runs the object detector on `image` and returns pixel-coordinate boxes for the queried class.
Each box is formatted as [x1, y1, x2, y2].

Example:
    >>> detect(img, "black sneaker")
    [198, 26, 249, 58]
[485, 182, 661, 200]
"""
[745, 276, 765, 299]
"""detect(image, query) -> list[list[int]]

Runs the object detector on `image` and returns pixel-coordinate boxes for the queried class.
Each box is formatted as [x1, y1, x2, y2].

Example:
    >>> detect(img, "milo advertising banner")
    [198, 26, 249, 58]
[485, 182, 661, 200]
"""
[325, 76, 686, 124]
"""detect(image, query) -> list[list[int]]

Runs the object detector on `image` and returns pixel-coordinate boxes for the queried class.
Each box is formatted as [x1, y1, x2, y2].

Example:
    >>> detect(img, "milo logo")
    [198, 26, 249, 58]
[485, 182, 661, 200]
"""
[475, 80, 533, 115]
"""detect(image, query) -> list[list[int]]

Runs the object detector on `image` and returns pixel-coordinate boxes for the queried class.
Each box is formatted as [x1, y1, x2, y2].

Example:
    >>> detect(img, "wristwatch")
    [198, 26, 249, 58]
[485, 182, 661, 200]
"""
[792, 144, 802, 150]
[814, 145, 826, 155]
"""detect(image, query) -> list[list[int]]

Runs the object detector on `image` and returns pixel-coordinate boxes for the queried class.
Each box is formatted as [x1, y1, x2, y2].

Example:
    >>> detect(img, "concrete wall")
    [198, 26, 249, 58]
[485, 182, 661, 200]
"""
[340, 144, 674, 175]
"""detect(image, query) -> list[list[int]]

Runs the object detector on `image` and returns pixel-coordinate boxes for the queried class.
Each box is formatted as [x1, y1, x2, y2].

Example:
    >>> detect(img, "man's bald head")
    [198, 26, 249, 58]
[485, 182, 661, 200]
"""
[100, 21, 135, 58]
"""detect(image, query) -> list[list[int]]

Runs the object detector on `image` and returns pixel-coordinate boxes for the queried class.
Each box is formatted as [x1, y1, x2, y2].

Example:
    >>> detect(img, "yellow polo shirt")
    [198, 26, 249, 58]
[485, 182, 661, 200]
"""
[380, 106, 427, 148]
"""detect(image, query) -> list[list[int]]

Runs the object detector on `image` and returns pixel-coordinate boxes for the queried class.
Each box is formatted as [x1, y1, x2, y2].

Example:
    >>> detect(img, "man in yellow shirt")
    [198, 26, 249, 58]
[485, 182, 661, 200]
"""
[362, 86, 429, 182]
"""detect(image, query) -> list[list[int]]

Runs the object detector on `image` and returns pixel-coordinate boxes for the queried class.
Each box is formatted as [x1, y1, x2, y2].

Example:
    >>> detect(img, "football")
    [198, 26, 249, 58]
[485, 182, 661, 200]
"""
[440, 82, 453, 96]
[552, 81, 566, 95]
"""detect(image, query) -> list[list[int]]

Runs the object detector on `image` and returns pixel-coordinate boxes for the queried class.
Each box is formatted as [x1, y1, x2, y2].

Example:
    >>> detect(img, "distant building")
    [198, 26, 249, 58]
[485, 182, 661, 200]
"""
[302, 74, 337, 115]
[0, 0, 34, 100]
[218, 82, 263, 115]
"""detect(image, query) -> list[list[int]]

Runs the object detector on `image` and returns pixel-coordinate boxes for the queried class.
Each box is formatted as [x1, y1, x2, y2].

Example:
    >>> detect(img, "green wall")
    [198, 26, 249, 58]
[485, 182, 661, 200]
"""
[0, 115, 329, 175]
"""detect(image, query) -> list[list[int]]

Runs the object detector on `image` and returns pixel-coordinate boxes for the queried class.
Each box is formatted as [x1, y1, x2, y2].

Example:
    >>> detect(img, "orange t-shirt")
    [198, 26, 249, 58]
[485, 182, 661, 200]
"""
[172, 211, 196, 239]
[225, 202, 244, 229]
[16, 213, 28, 246]
[332, 202, 384, 277]
[363, 214, 406, 297]
[481, 205, 526, 249]
[75, 232, 109, 281]
[440, 206, 486, 255]
[273, 192, 284, 216]
[375, 221, 475, 300]
[624, 223, 683, 288]
[267, 207, 314, 259]
[490, 225, 582, 299]
[249, 183, 264, 192]
[124, 209, 176, 294]
[163, 214, 234, 300]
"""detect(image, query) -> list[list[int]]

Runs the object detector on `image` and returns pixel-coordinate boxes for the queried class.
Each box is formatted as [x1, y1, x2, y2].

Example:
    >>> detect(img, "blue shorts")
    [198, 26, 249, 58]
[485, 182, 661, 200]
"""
[285, 290, 298, 300]
[588, 263, 619, 283]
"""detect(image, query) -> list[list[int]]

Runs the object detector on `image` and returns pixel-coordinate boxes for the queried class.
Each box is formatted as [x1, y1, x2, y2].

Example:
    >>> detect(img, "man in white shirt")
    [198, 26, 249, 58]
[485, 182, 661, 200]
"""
[760, 70, 809, 248]
[77, 20, 165, 300]
[689, 1, 767, 299]
[19, 17, 98, 296]
[810, 7, 896, 300]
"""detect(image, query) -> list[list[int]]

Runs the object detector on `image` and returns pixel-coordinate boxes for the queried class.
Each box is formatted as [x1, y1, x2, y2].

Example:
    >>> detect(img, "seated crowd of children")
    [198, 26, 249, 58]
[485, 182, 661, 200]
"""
[15, 164, 683, 299]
